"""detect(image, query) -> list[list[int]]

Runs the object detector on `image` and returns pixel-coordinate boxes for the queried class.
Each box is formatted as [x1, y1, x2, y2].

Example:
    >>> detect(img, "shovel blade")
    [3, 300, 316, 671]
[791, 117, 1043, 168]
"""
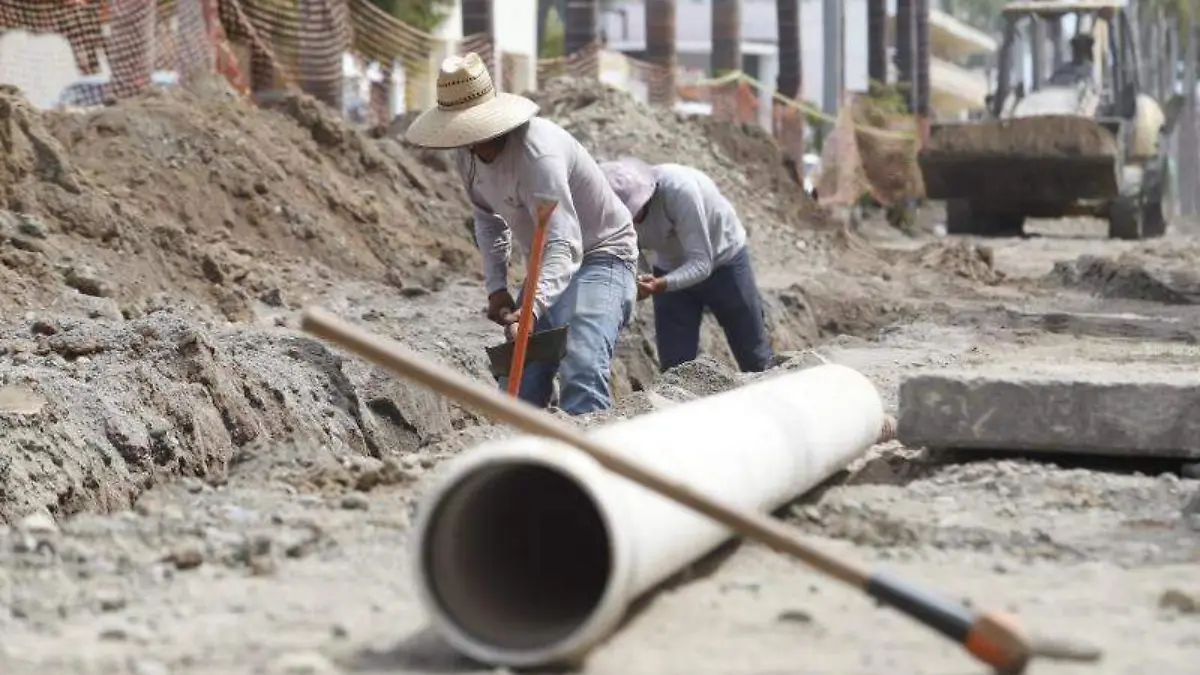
[485, 326, 570, 377]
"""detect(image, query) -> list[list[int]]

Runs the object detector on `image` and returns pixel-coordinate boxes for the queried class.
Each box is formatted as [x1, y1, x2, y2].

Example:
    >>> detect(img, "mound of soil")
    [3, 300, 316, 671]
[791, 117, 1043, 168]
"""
[924, 115, 1118, 159]
[914, 240, 1004, 285]
[1, 79, 478, 319]
[1047, 255, 1194, 304]
[525, 78, 827, 233]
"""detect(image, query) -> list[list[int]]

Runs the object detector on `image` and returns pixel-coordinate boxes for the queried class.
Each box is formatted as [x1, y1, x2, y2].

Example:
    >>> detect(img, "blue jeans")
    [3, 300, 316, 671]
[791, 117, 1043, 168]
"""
[499, 254, 636, 415]
[653, 246, 774, 373]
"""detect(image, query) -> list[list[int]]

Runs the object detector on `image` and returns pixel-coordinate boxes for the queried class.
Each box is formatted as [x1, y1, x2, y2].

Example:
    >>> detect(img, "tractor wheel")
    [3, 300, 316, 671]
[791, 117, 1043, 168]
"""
[944, 200, 974, 234]
[1140, 158, 1169, 239]
[945, 200, 1026, 237]
[1107, 195, 1143, 240]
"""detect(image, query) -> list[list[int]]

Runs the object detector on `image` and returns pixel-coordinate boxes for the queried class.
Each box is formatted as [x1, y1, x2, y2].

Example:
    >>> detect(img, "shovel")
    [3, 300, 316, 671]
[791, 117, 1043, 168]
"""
[501, 197, 559, 396]
[485, 325, 570, 378]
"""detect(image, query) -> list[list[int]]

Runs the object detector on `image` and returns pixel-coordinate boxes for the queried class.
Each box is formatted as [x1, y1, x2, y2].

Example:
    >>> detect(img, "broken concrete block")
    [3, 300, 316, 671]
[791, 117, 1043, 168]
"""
[898, 365, 1200, 458]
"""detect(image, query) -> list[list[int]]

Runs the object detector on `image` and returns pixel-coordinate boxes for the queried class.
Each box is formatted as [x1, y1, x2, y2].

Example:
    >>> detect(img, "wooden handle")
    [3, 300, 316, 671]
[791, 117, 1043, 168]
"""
[507, 198, 558, 396]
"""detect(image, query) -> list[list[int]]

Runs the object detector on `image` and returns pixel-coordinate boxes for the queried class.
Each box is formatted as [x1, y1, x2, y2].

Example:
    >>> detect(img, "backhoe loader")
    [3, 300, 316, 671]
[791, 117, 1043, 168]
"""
[918, 0, 1184, 239]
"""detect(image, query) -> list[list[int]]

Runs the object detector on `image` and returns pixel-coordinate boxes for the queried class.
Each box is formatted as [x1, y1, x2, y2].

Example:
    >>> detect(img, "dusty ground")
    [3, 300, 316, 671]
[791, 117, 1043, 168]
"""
[1, 77, 1198, 674]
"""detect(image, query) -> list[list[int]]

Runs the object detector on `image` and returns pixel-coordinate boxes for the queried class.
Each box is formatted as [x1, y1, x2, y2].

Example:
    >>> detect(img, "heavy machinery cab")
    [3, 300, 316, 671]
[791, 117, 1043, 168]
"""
[919, 0, 1177, 240]
[987, 1, 1139, 126]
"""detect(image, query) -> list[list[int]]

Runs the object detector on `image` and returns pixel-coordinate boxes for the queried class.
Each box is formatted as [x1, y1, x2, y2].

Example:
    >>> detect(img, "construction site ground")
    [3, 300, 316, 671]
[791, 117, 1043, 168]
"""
[0, 77, 1197, 675]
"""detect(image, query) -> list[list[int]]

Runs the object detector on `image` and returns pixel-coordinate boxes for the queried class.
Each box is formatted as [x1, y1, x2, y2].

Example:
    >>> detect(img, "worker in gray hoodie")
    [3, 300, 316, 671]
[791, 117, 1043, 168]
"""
[601, 157, 775, 373]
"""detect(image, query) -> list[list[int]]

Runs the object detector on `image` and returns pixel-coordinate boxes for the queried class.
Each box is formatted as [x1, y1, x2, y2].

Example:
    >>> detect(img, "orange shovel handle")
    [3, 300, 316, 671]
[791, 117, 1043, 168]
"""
[507, 199, 559, 397]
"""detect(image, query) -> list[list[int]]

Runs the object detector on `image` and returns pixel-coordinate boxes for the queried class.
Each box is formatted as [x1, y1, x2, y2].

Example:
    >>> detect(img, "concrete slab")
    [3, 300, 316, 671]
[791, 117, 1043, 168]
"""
[898, 364, 1200, 458]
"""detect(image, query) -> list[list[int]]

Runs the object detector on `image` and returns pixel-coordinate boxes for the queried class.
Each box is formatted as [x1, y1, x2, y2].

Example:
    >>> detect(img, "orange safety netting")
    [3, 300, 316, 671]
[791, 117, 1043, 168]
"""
[815, 94, 923, 207]
[0, 0, 449, 127]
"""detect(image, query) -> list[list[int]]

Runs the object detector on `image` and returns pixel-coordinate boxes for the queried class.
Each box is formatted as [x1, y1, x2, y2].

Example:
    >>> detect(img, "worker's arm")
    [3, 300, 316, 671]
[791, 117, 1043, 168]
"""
[524, 154, 584, 319]
[659, 179, 716, 292]
[458, 151, 511, 295]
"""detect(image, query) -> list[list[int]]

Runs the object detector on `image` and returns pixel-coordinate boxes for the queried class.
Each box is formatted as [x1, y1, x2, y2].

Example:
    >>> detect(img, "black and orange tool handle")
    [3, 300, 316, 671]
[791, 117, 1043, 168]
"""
[866, 571, 1029, 674]
[506, 199, 558, 396]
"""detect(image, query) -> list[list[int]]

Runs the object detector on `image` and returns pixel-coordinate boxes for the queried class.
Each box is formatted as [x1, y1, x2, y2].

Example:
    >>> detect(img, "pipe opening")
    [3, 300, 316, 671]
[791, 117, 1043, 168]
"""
[421, 462, 613, 652]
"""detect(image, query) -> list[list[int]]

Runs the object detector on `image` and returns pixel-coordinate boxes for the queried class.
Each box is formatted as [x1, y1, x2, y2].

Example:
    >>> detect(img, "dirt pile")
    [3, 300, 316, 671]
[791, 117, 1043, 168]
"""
[1, 82, 478, 319]
[0, 300, 498, 524]
[1046, 254, 1195, 304]
[912, 240, 1004, 285]
[923, 115, 1118, 159]
[526, 78, 828, 233]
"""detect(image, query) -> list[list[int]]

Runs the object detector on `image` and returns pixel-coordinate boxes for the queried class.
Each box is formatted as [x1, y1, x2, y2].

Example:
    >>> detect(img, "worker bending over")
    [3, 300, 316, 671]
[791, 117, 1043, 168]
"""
[601, 158, 775, 373]
[406, 53, 639, 415]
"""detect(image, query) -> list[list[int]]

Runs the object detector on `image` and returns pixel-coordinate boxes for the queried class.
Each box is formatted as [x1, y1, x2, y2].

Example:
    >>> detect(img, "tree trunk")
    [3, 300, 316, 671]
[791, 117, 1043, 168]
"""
[711, 0, 741, 122]
[867, 0, 887, 85]
[712, 0, 741, 75]
[914, 0, 930, 120]
[775, 0, 803, 174]
[895, 0, 915, 112]
[565, 0, 599, 55]
[646, 0, 677, 106]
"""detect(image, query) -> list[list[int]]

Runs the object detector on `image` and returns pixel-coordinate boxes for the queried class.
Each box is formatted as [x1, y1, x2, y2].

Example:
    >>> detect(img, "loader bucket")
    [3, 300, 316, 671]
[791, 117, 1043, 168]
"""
[919, 115, 1121, 207]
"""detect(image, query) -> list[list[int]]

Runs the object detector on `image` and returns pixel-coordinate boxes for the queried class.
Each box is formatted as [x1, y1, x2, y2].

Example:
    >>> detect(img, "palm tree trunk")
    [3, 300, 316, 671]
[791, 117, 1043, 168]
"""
[914, 0, 930, 123]
[712, 0, 741, 75]
[775, 0, 803, 175]
[712, 0, 742, 122]
[867, 0, 887, 85]
[646, 0, 677, 106]
[895, 0, 915, 112]
[565, 0, 599, 55]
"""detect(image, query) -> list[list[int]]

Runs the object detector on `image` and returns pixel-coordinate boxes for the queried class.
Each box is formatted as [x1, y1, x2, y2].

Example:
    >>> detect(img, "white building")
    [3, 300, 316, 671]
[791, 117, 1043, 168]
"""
[601, 0, 997, 122]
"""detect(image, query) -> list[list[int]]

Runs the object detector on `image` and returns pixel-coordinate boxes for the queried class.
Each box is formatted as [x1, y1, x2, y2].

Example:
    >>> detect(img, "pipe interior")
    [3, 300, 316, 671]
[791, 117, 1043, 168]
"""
[421, 462, 613, 652]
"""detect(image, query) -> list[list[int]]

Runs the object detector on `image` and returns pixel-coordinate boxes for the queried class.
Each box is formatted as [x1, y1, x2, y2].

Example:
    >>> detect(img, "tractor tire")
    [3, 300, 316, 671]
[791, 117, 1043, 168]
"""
[1141, 158, 1169, 239]
[945, 200, 1026, 237]
[944, 200, 974, 234]
[1107, 195, 1142, 240]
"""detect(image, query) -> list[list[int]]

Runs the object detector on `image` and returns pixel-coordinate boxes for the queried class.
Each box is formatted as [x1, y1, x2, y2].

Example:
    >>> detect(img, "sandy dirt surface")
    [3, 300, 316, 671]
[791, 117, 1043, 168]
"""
[1, 78, 1198, 675]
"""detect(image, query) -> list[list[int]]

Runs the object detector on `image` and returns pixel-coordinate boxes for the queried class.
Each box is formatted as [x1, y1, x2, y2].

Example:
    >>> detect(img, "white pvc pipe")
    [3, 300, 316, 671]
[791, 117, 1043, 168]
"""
[410, 363, 884, 668]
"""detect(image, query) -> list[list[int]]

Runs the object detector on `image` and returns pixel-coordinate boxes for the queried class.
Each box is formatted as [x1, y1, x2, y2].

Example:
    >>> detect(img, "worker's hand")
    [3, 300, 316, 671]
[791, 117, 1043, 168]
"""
[504, 321, 521, 342]
[486, 290, 517, 325]
[636, 275, 667, 301]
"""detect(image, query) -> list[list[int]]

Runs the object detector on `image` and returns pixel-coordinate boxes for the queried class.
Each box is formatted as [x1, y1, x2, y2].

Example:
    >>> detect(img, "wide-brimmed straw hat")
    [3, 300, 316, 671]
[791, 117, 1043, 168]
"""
[405, 52, 540, 149]
[600, 157, 657, 218]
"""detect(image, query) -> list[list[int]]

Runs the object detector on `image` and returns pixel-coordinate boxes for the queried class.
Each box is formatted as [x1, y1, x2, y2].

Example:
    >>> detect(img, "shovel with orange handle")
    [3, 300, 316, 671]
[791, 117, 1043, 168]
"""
[505, 197, 559, 397]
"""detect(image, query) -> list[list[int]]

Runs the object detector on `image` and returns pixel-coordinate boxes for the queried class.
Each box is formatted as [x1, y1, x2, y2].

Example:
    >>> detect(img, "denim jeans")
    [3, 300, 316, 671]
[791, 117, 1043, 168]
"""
[498, 253, 636, 415]
[653, 246, 774, 373]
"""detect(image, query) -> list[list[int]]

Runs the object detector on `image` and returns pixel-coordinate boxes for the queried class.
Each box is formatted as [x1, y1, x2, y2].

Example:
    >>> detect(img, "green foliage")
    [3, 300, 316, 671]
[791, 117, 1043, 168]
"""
[939, 0, 1009, 34]
[865, 79, 909, 116]
[540, 7, 565, 58]
[368, 0, 453, 32]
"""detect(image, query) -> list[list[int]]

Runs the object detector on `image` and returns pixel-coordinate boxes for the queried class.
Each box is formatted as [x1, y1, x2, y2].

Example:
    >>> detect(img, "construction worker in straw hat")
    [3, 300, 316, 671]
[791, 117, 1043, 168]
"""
[405, 52, 639, 415]
[600, 158, 775, 373]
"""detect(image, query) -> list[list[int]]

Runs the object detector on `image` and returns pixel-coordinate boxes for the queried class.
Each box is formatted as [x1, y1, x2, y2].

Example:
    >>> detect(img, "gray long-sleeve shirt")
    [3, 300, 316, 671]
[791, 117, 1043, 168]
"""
[455, 117, 638, 318]
[637, 164, 747, 291]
